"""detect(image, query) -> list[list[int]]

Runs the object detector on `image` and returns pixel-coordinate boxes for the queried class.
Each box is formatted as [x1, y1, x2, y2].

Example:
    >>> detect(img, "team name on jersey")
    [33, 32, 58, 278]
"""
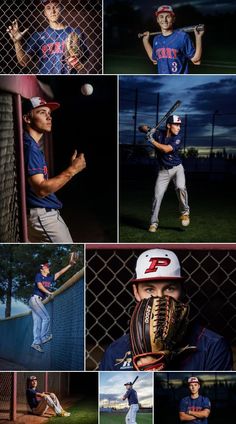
[41, 41, 65, 57]
[155, 47, 178, 59]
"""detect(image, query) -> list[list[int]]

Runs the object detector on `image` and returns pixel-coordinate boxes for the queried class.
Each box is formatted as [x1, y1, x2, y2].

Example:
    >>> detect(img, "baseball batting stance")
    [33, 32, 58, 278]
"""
[29, 252, 79, 353]
[122, 381, 139, 424]
[6, 0, 89, 74]
[179, 377, 211, 422]
[26, 375, 70, 417]
[99, 248, 233, 371]
[139, 114, 190, 232]
[23, 96, 86, 243]
[141, 5, 204, 74]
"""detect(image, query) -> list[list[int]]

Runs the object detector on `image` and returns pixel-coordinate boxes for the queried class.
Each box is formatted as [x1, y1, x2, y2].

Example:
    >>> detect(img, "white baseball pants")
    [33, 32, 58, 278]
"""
[125, 404, 139, 424]
[150, 164, 190, 224]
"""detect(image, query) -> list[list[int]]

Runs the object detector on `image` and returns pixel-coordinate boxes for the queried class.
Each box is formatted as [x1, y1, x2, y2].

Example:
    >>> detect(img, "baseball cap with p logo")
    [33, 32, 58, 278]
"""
[22, 97, 60, 115]
[131, 249, 185, 283]
[166, 115, 182, 125]
[188, 377, 200, 384]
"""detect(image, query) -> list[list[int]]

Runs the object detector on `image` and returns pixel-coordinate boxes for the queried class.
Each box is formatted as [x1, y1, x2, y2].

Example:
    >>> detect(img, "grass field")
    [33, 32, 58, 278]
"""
[100, 412, 152, 423]
[48, 399, 97, 424]
[120, 169, 236, 242]
[104, 45, 236, 74]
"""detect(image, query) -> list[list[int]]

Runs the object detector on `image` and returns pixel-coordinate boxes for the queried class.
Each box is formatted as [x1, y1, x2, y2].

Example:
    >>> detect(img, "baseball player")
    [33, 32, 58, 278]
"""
[6, 0, 89, 74]
[99, 248, 233, 371]
[122, 382, 139, 424]
[26, 375, 70, 417]
[23, 96, 86, 243]
[142, 5, 204, 74]
[29, 256, 76, 353]
[139, 115, 190, 232]
[179, 377, 211, 422]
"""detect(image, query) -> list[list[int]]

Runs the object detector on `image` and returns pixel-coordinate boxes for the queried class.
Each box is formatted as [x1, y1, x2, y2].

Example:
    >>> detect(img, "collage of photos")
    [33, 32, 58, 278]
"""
[0, 0, 236, 423]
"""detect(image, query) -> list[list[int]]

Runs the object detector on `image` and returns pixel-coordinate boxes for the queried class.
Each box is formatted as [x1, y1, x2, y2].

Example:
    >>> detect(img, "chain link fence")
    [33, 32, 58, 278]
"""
[0, 372, 12, 421]
[0, 92, 20, 242]
[0, 0, 102, 74]
[86, 245, 236, 370]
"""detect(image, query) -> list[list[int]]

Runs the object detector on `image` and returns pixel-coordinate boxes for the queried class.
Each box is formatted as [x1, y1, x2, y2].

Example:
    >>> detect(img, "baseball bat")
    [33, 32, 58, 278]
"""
[138, 24, 204, 38]
[155, 100, 181, 130]
[132, 376, 139, 385]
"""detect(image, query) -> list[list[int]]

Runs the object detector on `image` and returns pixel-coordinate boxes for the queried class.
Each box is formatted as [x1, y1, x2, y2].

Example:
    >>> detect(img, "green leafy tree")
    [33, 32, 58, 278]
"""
[0, 244, 83, 317]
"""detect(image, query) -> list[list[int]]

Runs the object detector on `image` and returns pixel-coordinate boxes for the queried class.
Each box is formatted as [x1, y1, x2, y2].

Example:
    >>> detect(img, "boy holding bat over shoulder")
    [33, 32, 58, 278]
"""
[142, 5, 204, 74]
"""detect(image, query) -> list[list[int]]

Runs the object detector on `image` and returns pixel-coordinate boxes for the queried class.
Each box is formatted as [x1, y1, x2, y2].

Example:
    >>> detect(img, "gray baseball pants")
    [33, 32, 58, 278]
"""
[27, 208, 73, 242]
[150, 164, 190, 224]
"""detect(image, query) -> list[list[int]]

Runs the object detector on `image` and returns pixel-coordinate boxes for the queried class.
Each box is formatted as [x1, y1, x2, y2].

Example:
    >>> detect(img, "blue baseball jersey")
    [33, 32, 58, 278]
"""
[99, 322, 232, 371]
[25, 26, 89, 74]
[33, 273, 55, 300]
[152, 30, 195, 74]
[179, 395, 211, 423]
[154, 129, 182, 168]
[26, 388, 40, 409]
[24, 132, 62, 210]
[124, 388, 139, 405]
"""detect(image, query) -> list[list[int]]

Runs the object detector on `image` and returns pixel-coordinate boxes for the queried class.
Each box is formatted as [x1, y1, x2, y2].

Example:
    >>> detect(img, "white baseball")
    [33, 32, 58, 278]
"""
[81, 84, 93, 96]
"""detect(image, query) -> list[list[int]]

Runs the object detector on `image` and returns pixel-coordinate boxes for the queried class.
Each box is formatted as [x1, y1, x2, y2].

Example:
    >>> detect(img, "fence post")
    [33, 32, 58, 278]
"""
[10, 372, 17, 422]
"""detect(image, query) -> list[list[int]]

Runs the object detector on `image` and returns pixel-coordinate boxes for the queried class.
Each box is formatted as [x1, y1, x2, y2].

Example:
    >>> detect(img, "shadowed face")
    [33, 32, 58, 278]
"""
[167, 123, 181, 135]
[133, 281, 182, 301]
[189, 382, 200, 395]
[44, 2, 61, 22]
[30, 379, 38, 388]
[24, 106, 52, 133]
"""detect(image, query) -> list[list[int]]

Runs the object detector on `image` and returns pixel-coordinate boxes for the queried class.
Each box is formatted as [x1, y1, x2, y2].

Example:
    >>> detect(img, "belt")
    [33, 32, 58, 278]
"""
[160, 165, 173, 170]
[31, 294, 43, 300]
[27, 207, 54, 215]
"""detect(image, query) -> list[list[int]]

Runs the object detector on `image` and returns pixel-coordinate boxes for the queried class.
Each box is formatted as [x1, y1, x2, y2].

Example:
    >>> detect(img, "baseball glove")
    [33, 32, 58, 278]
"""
[130, 295, 190, 371]
[69, 251, 80, 265]
[65, 32, 82, 70]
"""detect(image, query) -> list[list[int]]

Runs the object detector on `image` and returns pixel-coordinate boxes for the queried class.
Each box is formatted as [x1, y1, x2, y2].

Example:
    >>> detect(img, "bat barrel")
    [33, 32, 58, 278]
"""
[138, 24, 204, 38]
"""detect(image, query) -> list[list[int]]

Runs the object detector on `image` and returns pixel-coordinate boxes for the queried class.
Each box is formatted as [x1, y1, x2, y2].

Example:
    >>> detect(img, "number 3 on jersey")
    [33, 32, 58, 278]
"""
[171, 61, 178, 73]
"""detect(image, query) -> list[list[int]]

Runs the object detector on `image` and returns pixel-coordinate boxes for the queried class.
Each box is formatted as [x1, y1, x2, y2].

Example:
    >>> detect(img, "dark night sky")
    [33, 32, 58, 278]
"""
[105, 0, 236, 16]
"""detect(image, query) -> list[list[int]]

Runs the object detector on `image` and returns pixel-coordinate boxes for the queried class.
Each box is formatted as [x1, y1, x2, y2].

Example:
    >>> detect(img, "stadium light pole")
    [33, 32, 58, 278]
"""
[210, 110, 219, 172]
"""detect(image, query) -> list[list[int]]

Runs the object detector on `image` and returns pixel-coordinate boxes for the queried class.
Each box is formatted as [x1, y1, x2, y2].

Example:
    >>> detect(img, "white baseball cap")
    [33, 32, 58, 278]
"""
[22, 97, 60, 115]
[188, 377, 200, 384]
[155, 5, 175, 16]
[166, 115, 182, 125]
[132, 249, 185, 283]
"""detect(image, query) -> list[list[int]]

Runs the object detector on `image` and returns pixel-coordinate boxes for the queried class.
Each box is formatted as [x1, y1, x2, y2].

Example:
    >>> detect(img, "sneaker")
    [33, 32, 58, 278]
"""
[57, 411, 71, 417]
[42, 334, 53, 344]
[148, 223, 158, 232]
[31, 344, 44, 353]
[180, 215, 190, 227]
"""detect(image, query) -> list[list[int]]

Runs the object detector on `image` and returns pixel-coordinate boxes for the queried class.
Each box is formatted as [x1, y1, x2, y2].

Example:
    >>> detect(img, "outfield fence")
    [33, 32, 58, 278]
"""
[0, 0, 102, 74]
[86, 244, 236, 370]
[0, 269, 84, 370]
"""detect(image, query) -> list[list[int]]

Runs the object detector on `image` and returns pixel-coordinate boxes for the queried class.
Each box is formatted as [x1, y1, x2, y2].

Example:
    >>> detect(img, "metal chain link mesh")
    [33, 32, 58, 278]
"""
[0, 372, 12, 420]
[86, 246, 236, 370]
[0, 0, 102, 74]
[0, 93, 20, 242]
